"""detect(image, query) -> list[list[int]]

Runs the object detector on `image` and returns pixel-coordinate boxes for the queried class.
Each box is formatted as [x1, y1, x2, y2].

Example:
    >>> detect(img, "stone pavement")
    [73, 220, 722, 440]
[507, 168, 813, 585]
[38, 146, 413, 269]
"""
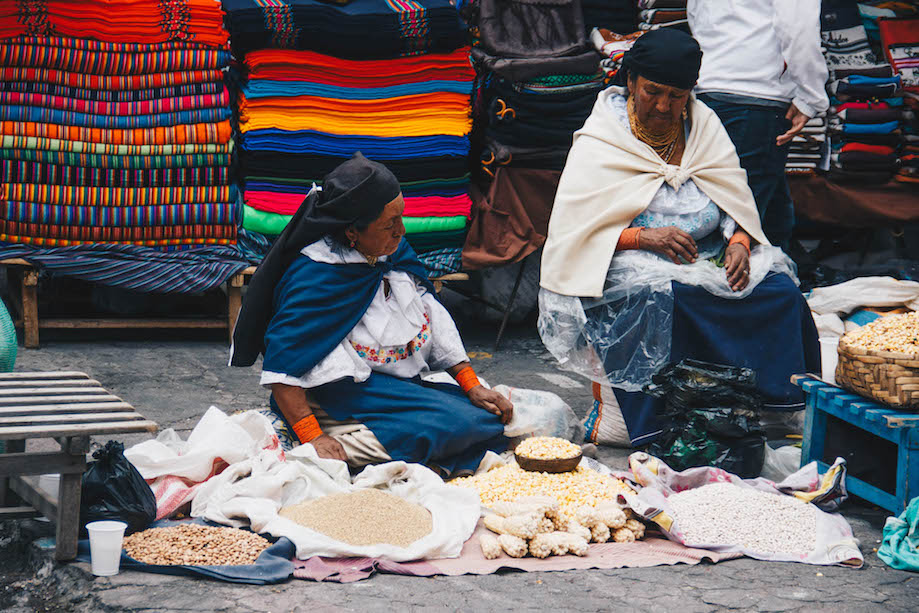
[2, 317, 918, 612]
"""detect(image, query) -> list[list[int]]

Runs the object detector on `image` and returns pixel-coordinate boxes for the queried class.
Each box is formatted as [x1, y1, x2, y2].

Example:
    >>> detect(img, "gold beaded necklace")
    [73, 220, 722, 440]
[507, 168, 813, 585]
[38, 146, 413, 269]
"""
[627, 95, 683, 164]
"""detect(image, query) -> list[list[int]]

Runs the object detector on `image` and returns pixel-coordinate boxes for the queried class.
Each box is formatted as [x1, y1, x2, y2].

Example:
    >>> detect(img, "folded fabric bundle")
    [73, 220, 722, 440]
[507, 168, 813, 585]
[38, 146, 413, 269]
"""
[0, 81, 225, 102]
[0, 162, 230, 187]
[821, 0, 880, 69]
[0, 234, 235, 248]
[0, 88, 231, 116]
[834, 107, 903, 123]
[640, 9, 687, 24]
[0, 221, 236, 242]
[830, 151, 899, 170]
[0, 67, 225, 90]
[0, 183, 237, 206]
[0, 202, 236, 227]
[0, 149, 232, 170]
[830, 120, 901, 134]
[243, 80, 472, 100]
[0, 0, 230, 47]
[831, 64, 896, 79]
[241, 131, 470, 159]
[0, 105, 232, 130]
[416, 246, 463, 276]
[224, 0, 466, 58]
[0, 42, 231, 74]
[840, 142, 897, 156]
[405, 229, 467, 253]
[0, 135, 233, 156]
[244, 174, 470, 199]
[880, 18, 919, 92]
[0, 120, 233, 146]
[828, 80, 901, 99]
[403, 216, 468, 234]
[241, 152, 469, 184]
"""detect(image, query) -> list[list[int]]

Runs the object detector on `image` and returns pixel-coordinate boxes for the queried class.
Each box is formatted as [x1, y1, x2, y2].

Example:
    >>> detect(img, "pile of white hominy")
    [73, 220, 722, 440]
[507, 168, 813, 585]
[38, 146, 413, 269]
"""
[667, 483, 817, 555]
[843, 310, 919, 354]
[122, 524, 272, 566]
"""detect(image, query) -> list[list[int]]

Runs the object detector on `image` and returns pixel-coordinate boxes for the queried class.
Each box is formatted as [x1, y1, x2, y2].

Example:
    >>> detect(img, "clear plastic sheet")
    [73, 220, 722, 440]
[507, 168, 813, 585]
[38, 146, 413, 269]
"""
[537, 245, 798, 392]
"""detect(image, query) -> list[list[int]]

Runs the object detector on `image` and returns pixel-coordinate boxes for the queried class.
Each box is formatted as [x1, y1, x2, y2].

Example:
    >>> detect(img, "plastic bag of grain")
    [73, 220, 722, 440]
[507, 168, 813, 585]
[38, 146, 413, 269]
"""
[190, 444, 480, 562]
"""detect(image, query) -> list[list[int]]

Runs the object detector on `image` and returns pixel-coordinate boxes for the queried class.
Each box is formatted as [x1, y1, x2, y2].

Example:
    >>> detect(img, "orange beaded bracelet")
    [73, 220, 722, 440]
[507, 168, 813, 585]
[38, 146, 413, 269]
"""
[728, 232, 751, 255]
[292, 414, 323, 443]
[617, 227, 643, 251]
[454, 366, 481, 393]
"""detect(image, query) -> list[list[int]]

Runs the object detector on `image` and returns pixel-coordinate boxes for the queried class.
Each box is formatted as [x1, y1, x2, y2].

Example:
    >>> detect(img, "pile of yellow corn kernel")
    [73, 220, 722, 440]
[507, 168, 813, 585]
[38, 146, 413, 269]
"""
[515, 436, 582, 460]
[450, 463, 634, 521]
[843, 311, 919, 354]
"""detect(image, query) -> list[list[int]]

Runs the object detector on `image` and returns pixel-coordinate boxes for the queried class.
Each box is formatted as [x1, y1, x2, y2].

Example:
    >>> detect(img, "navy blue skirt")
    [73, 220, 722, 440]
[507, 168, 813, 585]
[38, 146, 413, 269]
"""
[607, 273, 820, 446]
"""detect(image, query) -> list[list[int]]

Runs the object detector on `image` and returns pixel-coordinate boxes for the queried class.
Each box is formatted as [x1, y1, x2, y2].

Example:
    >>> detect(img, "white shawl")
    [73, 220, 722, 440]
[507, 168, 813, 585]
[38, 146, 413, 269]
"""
[540, 87, 770, 298]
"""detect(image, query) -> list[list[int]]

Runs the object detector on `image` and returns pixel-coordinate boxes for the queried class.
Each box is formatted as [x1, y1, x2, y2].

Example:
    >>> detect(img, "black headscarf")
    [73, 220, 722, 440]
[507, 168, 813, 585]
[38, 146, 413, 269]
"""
[616, 29, 703, 90]
[231, 152, 402, 367]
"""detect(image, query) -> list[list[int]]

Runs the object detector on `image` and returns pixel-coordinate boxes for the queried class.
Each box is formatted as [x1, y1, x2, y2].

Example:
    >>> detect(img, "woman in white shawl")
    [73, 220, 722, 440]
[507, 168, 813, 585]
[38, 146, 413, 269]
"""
[538, 29, 819, 447]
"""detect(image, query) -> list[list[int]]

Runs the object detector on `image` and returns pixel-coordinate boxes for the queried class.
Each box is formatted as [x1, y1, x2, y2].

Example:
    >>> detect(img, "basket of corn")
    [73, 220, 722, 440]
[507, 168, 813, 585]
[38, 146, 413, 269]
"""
[836, 311, 919, 409]
[514, 436, 583, 473]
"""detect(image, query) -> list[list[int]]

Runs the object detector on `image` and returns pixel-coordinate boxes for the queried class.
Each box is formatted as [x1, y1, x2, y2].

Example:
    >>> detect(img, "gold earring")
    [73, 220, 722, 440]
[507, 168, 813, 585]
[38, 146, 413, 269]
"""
[350, 240, 356, 248]
[682, 108, 688, 120]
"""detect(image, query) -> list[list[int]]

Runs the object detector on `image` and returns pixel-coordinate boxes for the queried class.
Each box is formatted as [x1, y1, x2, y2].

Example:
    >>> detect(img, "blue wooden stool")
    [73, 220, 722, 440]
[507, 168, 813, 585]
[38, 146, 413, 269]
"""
[793, 374, 919, 514]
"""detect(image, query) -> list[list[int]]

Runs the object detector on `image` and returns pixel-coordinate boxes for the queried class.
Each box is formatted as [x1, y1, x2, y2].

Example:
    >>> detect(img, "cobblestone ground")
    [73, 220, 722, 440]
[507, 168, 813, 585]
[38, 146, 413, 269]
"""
[2, 316, 917, 612]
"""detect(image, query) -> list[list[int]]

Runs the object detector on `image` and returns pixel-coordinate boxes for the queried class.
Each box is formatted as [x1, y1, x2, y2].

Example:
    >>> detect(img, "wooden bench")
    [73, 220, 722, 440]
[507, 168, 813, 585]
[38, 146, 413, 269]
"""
[0, 371, 157, 560]
[793, 374, 919, 514]
[3, 260, 471, 348]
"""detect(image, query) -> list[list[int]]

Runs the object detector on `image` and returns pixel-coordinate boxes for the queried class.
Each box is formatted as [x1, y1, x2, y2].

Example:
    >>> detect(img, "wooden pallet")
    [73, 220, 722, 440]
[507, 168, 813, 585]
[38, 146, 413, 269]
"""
[2, 260, 470, 348]
[793, 374, 919, 514]
[0, 371, 157, 560]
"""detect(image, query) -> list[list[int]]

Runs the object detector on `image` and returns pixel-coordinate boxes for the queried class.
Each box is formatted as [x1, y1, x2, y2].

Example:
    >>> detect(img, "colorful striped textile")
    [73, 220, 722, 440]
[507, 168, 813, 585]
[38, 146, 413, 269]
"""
[0, 81, 224, 102]
[0, 162, 230, 187]
[245, 189, 471, 217]
[0, 105, 231, 129]
[0, 202, 236, 227]
[0, 136, 233, 156]
[416, 246, 463, 276]
[0, 89, 231, 116]
[5, 36, 227, 53]
[0, 0, 230, 48]
[0, 67, 225, 90]
[223, 0, 466, 58]
[0, 242, 249, 293]
[0, 183, 237, 206]
[0, 149, 232, 169]
[0, 120, 233, 145]
[0, 43, 231, 74]
[240, 130, 470, 158]
[243, 80, 473, 100]
[0, 221, 236, 242]
[0, 234, 235, 248]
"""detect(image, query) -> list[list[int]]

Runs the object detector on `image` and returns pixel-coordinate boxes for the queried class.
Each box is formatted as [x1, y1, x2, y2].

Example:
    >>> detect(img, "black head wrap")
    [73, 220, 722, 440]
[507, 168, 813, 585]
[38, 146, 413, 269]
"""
[616, 29, 703, 90]
[231, 152, 402, 366]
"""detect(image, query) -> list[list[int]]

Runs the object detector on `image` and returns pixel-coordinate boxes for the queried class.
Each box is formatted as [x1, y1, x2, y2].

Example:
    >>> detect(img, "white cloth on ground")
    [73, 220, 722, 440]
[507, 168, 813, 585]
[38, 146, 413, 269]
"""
[261, 237, 469, 389]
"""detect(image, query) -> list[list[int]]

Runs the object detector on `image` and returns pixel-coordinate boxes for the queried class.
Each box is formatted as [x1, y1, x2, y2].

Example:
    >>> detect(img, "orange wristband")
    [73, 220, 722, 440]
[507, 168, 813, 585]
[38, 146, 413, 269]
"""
[617, 227, 643, 251]
[292, 414, 323, 444]
[454, 366, 481, 394]
[728, 232, 751, 255]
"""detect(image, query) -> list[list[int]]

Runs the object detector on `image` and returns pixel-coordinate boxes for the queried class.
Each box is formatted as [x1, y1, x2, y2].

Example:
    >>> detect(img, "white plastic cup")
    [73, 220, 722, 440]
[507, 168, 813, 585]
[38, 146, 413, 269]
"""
[38, 474, 60, 496]
[86, 520, 127, 576]
[819, 337, 840, 385]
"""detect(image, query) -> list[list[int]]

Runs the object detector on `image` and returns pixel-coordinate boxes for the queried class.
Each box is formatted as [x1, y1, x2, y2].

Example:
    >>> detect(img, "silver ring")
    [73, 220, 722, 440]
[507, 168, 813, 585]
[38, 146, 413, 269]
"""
[743, 270, 750, 276]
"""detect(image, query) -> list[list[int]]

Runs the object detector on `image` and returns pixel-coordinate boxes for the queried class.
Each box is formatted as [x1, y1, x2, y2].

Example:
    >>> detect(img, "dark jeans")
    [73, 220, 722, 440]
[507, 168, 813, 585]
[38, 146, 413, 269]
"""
[697, 94, 794, 251]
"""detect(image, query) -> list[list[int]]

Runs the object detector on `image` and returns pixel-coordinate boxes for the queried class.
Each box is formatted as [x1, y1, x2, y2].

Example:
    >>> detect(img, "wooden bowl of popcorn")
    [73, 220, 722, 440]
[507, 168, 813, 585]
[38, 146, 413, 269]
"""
[514, 436, 583, 473]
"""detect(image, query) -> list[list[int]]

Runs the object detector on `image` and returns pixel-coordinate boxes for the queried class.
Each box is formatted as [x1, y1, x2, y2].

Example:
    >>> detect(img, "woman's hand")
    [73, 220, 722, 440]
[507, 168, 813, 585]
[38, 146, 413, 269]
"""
[467, 385, 514, 425]
[639, 226, 698, 264]
[724, 243, 751, 292]
[309, 434, 347, 462]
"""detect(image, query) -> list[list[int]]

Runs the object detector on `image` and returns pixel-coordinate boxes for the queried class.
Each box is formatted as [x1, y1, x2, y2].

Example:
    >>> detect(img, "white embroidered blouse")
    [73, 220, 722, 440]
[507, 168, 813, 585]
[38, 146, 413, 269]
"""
[260, 237, 469, 389]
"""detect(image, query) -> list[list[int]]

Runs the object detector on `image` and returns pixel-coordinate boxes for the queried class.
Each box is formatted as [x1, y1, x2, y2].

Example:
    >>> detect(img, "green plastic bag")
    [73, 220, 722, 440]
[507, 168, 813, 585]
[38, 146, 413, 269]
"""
[878, 496, 919, 571]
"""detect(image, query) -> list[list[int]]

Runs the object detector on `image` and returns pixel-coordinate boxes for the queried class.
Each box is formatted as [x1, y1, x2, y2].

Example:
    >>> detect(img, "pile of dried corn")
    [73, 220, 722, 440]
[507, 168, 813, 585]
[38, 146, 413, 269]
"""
[843, 311, 919, 354]
[515, 436, 581, 460]
[478, 496, 646, 560]
[280, 489, 432, 548]
[122, 524, 271, 566]
[450, 463, 634, 522]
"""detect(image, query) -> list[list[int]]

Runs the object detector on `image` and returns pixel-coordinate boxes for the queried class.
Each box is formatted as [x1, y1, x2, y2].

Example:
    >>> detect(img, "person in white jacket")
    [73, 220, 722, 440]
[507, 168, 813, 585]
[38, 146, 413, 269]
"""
[687, 0, 829, 251]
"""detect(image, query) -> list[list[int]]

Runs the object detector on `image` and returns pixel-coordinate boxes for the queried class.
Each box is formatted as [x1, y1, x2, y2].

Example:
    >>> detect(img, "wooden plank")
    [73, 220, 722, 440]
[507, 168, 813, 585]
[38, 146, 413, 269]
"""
[56, 470, 82, 560]
[0, 450, 86, 476]
[0, 402, 134, 416]
[39, 318, 227, 330]
[0, 506, 40, 519]
[886, 414, 919, 428]
[0, 387, 109, 397]
[0, 412, 147, 427]
[0, 394, 121, 406]
[10, 476, 56, 521]
[0, 419, 158, 439]
[0, 379, 101, 388]
[0, 371, 90, 380]
[22, 267, 38, 348]
[0, 439, 24, 507]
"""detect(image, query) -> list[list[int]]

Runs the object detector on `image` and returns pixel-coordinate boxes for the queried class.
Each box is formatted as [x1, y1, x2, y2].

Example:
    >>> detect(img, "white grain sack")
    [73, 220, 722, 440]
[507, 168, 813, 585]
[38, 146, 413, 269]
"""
[668, 482, 817, 555]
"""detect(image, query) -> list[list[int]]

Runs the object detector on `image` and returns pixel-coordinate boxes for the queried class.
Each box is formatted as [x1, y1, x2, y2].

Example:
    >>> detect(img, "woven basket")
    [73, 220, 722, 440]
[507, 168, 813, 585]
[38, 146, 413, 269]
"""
[836, 337, 919, 409]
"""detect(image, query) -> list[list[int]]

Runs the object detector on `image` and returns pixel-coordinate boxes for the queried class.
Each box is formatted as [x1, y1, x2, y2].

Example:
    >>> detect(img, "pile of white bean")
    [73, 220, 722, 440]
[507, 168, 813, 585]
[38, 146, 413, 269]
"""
[667, 483, 817, 555]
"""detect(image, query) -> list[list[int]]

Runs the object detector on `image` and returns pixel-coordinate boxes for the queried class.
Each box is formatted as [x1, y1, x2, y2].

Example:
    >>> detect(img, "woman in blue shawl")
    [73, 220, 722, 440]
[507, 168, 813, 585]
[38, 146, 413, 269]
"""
[231, 153, 512, 477]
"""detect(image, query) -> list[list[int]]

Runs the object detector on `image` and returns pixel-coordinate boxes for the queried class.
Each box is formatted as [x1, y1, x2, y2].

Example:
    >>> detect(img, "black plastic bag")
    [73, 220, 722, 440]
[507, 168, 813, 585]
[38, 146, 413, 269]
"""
[80, 440, 156, 534]
[645, 360, 767, 478]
